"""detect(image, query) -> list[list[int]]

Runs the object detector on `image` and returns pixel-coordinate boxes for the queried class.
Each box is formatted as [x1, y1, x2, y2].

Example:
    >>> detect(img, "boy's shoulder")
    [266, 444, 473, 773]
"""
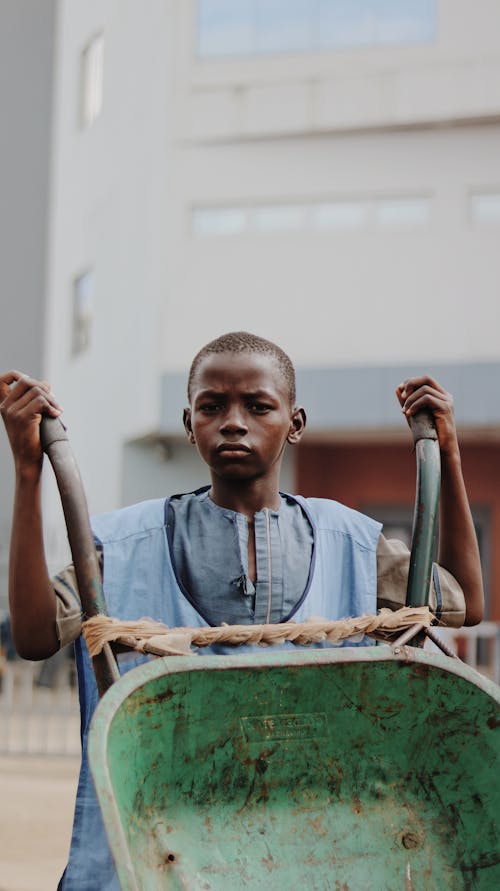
[291, 494, 382, 547]
[91, 498, 167, 544]
[90, 489, 210, 544]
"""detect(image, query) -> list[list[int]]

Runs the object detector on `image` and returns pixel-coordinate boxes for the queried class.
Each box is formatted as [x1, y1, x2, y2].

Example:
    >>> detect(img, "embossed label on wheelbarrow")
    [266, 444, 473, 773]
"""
[241, 712, 328, 742]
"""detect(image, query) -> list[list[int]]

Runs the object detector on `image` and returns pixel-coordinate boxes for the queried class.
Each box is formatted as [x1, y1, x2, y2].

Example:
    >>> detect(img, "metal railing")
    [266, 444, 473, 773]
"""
[0, 651, 80, 756]
[427, 621, 500, 684]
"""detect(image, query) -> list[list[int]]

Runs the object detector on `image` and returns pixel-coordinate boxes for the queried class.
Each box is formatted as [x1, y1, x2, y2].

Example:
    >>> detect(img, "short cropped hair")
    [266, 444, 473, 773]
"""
[188, 331, 296, 405]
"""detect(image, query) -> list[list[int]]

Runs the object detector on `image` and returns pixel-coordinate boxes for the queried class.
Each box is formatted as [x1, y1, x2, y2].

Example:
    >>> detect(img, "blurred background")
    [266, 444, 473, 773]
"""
[1, 1, 500, 886]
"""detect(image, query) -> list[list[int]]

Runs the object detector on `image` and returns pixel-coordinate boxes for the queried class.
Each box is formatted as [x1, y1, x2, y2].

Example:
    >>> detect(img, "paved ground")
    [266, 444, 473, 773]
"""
[0, 755, 79, 891]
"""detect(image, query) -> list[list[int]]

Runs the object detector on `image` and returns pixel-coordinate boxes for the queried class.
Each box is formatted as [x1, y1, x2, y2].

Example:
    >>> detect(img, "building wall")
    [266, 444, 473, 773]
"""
[154, 2, 500, 630]
[20, 0, 500, 483]
[159, 0, 500, 371]
[177, 0, 500, 141]
[39, 0, 500, 582]
[42, 0, 174, 528]
[163, 123, 500, 370]
[0, 0, 55, 375]
[0, 1, 57, 609]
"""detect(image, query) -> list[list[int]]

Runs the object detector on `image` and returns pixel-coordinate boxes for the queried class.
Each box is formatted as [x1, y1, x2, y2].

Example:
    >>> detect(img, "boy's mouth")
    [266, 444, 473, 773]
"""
[216, 442, 251, 454]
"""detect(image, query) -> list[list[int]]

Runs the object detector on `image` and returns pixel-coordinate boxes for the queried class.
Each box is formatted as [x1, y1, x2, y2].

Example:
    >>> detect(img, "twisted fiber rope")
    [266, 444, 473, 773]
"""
[83, 606, 433, 658]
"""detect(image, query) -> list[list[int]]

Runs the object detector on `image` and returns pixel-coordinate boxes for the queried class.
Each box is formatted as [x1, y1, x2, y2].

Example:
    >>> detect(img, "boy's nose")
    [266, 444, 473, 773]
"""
[220, 408, 248, 433]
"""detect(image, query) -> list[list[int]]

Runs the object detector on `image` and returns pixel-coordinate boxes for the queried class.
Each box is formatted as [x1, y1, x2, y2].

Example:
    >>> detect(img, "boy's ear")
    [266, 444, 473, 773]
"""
[183, 408, 196, 444]
[287, 406, 306, 444]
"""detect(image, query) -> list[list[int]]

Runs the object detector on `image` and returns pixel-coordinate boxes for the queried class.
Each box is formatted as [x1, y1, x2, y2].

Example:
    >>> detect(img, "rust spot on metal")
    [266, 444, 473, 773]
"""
[256, 783, 270, 805]
[309, 815, 328, 837]
[400, 830, 424, 850]
[261, 853, 276, 873]
[139, 688, 176, 706]
[352, 795, 362, 814]
[409, 664, 429, 679]
[487, 715, 500, 729]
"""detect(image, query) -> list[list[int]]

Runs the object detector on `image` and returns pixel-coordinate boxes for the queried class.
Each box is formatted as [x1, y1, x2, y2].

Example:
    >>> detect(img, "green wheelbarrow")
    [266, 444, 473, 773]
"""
[41, 413, 500, 890]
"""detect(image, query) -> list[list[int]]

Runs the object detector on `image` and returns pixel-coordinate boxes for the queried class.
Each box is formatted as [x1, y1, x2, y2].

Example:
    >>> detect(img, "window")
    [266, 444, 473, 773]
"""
[251, 204, 305, 231]
[197, 0, 436, 58]
[72, 270, 94, 356]
[81, 33, 104, 127]
[313, 202, 369, 230]
[192, 195, 431, 236]
[192, 207, 247, 235]
[318, 0, 436, 50]
[469, 192, 500, 224]
[375, 198, 431, 227]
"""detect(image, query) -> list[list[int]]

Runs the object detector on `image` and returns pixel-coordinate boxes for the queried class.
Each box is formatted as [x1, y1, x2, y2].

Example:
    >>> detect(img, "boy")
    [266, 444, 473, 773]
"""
[0, 332, 484, 889]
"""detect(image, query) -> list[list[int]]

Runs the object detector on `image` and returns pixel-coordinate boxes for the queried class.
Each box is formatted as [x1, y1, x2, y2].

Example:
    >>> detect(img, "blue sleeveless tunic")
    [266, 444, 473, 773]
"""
[59, 494, 381, 889]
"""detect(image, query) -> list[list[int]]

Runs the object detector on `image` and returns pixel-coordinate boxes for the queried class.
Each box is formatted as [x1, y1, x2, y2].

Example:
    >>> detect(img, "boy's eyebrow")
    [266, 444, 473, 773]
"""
[194, 387, 278, 400]
[193, 388, 225, 400]
[242, 388, 277, 399]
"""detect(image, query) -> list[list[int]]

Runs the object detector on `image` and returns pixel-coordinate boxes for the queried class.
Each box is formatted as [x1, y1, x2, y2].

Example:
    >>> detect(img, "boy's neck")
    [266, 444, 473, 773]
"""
[208, 478, 282, 518]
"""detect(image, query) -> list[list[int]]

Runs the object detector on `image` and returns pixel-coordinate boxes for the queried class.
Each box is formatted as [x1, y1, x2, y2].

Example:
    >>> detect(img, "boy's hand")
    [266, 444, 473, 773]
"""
[0, 371, 62, 476]
[396, 375, 458, 459]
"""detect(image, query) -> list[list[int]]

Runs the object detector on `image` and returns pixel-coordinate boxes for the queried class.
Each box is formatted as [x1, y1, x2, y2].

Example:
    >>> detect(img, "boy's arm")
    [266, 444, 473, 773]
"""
[397, 375, 484, 626]
[0, 371, 63, 659]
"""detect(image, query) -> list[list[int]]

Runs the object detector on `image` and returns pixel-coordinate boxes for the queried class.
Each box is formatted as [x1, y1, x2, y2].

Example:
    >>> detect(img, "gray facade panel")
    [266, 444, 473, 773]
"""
[295, 363, 500, 430]
[160, 373, 189, 436]
[0, 0, 56, 374]
[0, 1, 56, 611]
[159, 363, 500, 435]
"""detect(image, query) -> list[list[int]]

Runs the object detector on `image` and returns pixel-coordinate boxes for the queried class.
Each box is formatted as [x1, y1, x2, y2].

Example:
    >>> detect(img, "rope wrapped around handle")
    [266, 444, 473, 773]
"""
[82, 607, 434, 658]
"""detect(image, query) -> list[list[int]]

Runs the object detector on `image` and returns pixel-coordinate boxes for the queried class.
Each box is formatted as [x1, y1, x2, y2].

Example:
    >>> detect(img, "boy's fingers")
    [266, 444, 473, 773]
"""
[403, 392, 451, 417]
[0, 372, 62, 416]
[399, 375, 446, 398]
[398, 377, 459, 455]
[0, 370, 24, 403]
[396, 377, 454, 434]
[8, 387, 61, 418]
[0, 370, 23, 384]
[395, 382, 407, 406]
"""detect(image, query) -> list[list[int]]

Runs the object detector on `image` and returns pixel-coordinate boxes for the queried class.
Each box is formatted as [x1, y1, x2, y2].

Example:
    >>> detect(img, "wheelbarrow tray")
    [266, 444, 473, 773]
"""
[88, 645, 499, 891]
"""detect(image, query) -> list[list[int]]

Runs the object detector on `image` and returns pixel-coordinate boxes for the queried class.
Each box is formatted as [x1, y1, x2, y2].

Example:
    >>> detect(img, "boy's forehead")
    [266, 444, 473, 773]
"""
[192, 351, 287, 393]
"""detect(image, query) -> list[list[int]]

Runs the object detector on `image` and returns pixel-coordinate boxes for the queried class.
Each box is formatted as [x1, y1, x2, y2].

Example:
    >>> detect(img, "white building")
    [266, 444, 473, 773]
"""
[1, 0, 500, 616]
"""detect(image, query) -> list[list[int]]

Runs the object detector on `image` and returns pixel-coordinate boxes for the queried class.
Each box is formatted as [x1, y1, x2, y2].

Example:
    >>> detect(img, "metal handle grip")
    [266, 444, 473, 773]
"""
[406, 410, 441, 614]
[41, 416, 119, 694]
[409, 409, 438, 445]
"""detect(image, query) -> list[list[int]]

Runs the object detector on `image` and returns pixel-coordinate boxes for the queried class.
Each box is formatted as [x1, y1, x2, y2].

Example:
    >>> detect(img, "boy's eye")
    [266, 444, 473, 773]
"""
[199, 403, 220, 413]
[248, 402, 272, 413]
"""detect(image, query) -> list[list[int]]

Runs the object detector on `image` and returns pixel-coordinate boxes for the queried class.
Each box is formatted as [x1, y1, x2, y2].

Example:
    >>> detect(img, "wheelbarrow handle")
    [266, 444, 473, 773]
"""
[406, 409, 441, 614]
[40, 415, 120, 694]
[409, 409, 438, 445]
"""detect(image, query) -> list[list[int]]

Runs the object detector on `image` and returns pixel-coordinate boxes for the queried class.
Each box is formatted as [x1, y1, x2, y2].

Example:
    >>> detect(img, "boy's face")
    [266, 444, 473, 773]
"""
[184, 351, 305, 484]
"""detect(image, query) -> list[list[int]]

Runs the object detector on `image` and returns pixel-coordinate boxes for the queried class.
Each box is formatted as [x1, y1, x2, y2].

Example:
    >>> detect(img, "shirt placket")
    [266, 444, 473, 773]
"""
[253, 509, 283, 624]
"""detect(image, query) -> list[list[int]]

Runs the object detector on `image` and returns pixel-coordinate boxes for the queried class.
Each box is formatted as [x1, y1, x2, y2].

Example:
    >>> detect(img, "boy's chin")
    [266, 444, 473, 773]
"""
[212, 465, 259, 483]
